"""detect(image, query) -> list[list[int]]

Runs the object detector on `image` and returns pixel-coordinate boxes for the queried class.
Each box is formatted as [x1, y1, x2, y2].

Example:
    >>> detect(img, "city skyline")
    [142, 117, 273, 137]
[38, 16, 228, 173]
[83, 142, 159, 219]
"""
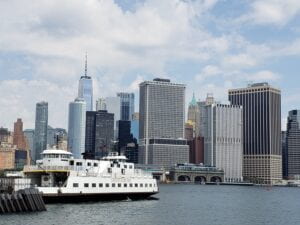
[1, 0, 300, 131]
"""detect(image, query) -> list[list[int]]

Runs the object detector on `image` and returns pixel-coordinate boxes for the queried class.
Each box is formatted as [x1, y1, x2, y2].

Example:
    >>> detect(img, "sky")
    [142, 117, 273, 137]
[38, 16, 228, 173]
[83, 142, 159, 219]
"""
[0, 0, 300, 131]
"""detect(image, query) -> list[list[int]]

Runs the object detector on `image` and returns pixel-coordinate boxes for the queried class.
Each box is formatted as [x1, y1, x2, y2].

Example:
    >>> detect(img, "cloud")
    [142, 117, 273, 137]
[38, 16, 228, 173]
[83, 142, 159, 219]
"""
[195, 65, 221, 83]
[246, 70, 280, 82]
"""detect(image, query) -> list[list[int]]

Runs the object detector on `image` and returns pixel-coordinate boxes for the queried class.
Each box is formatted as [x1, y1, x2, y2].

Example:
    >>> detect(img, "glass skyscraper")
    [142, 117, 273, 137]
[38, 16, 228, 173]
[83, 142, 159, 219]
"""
[117, 92, 135, 121]
[33, 101, 48, 162]
[68, 98, 86, 159]
[78, 55, 93, 111]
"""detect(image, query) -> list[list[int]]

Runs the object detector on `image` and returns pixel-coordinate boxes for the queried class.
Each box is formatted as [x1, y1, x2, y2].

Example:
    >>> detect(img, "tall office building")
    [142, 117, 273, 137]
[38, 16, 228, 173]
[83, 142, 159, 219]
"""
[281, 131, 288, 178]
[229, 83, 282, 184]
[117, 92, 135, 121]
[187, 93, 199, 135]
[13, 118, 27, 150]
[33, 101, 48, 162]
[68, 98, 86, 158]
[96, 98, 107, 111]
[78, 54, 93, 111]
[105, 96, 121, 138]
[131, 112, 139, 141]
[24, 129, 34, 161]
[139, 78, 189, 168]
[286, 110, 300, 179]
[202, 103, 243, 182]
[85, 110, 114, 159]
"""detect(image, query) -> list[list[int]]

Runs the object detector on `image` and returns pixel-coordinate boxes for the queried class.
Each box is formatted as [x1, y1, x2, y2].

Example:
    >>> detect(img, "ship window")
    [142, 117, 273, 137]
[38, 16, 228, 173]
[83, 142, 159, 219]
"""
[94, 163, 98, 167]
[121, 169, 125, 174]
[145, 184, 148, 187]
[84, 183, 89, 188]
[112, 183, 115, 187]
[87, 162, 91, 166]
[110, 163, 113, 167]
[149, 184, 152, 187]
[92, 183, 96, 188]
[108, 168, 112, 173]
[154, 184, 156, 187]
[99, 183, 103, 188]
[124, 183, 127, 188]
[140, 184, 143, 187]
[124, 165, 127, 168]
[76, 162, 82, 166]
[69, 160, 74, 166]
[73, 183, 79, 188]
[135, 183, 138, 187]
[118, 183, 121, 187]
[129, 183, 133, 187]
[105, 183, 109, 187]
[129, 165, 133, 169]
[117, 164, 120, 168]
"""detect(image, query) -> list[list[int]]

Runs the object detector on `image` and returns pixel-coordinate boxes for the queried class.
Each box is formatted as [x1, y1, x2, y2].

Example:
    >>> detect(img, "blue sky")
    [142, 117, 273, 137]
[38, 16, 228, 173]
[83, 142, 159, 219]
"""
[0, 0, 300, 130]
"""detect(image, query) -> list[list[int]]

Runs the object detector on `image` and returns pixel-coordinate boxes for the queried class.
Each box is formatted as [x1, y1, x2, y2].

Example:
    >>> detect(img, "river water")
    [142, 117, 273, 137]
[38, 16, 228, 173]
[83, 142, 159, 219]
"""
[1, 184, 300, 225]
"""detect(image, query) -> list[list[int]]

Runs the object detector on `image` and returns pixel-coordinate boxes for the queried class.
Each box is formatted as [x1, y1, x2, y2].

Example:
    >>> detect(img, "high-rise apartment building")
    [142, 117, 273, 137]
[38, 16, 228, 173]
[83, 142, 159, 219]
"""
[85, 110, 114, 159]
[229, 83, 282, 184]
[33, 101, 48, 161]
[202, 103, 243, 182]
[78, 55, 93, 111]
[117, 92, 135, 121]
[139, 78, 189, 168]
[68, 98, 86, 158]
[286, 110, 300, 179]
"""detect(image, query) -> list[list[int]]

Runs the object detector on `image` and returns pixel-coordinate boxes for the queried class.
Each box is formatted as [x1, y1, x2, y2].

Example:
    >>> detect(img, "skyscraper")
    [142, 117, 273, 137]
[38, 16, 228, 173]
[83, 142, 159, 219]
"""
[139, 78, 189, 168]
[33, 101, 48, 161]
[187, 93, 199, 135]
[24, 129, 34, 161]
[78, 54, 93, 111]
[286, 110, 300, 179]
[131, 112, 139, 141]
[85, 110, 114, 159]
[13, 118, 27, 150]
[117, 92, 135, 121]
[202, 103, 243, 182]
[105, 96, 121, 138]
[96, 98, 107, 111]
[281, 131, 288, 178]
[229, 83, 282, 184]
[68, 98, 86, 158]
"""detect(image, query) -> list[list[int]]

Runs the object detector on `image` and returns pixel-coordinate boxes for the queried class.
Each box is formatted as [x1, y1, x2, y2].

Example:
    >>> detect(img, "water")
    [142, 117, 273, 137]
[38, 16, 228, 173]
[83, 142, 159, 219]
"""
[1, 184, 300, 225]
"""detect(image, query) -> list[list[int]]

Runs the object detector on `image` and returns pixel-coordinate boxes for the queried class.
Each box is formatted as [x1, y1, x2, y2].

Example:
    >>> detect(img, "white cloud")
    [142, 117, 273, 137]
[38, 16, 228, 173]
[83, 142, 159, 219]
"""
[246, 70, 280, 82]
[195, 65, 221, 82]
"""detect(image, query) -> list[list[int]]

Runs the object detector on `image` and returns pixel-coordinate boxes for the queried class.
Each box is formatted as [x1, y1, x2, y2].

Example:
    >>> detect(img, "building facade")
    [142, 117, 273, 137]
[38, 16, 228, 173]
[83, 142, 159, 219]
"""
[229, 83, 282, 184]
[202, 103, 243, 182]
[105, 96, 121, 138]
[281, 131, 288, 178]
[139, 78, 189, 168]
[286, 110, 300, 179]
[68, 98, 86, 158]
[96, 98, 107, 111]
[33, 101, 48, 162]
[85, 110, 114, 159]
[131, 112, 139, 141]
[117, 92, 135, 121]
[13, 118, 27, 150]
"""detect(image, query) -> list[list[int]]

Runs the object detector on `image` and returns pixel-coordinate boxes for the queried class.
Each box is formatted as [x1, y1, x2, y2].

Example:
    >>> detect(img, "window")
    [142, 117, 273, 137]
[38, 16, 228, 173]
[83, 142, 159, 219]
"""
[69, 160, 74, 166]
[73, 183, 79, 188]
[129, 183, 133, 187]
[105, 183, 109, 187]
[124, 165, 127, 169]
[135, 183, 138, 187]
[149, 184, 152, 187]
[118, 183, 121, 187]
[140, 184, 143, 187]
[112, 183, 116, 187]
[145, 184, 148, 187]
[99, 183, 103, 188]
[117, 164, 120, 168]
[129, 165, 133, 169]
[121, 169, 125, 174]
[76, 162, 82, 166]
[87, 162, 91, 166]
[94, 163, 98, 167]
[108, 168, 112, 173]
[84, 183, 89, 188]
[92, 183, 96, 188]
[124, 183, 127, 188]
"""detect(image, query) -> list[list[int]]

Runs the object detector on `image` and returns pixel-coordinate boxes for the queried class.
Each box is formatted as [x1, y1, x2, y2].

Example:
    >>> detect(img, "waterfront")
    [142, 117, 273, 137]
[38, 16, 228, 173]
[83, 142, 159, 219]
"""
[1, 184, 300, 225]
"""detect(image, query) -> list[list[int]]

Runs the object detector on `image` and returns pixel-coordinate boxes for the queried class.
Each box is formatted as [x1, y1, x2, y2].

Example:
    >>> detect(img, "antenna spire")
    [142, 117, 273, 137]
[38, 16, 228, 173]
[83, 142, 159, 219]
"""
[85, 52, 88, 77]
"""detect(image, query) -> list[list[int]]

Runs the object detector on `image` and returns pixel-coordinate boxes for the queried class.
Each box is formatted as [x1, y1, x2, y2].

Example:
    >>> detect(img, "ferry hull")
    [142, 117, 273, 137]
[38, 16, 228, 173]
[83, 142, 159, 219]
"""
[42, 192, 159, 203]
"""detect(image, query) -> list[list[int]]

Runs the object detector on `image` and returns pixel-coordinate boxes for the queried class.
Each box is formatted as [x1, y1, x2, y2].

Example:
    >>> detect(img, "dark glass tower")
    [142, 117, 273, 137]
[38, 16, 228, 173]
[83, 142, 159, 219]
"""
[85, 110, 114, 159]
[286, 110, 300, 178]
[33, 101, 48, 161]
[117, 92, 135, 121]
[229, 83, 282, 184]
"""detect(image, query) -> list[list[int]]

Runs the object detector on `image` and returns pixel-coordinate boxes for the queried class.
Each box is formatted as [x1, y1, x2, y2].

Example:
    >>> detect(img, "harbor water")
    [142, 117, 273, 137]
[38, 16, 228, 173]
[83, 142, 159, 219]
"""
[1, 184, 299, 225]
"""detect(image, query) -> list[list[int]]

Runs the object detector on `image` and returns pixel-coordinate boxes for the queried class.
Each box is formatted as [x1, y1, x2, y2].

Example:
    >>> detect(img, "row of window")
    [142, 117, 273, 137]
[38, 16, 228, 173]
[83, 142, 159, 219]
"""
[110, 164, 133, 169]
[73, 183, 155, 188]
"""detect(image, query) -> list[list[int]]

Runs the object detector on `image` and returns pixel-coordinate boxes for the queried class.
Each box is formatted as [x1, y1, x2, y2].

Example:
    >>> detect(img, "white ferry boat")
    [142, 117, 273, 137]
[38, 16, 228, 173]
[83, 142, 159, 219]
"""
[23, 150, 159, 203]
